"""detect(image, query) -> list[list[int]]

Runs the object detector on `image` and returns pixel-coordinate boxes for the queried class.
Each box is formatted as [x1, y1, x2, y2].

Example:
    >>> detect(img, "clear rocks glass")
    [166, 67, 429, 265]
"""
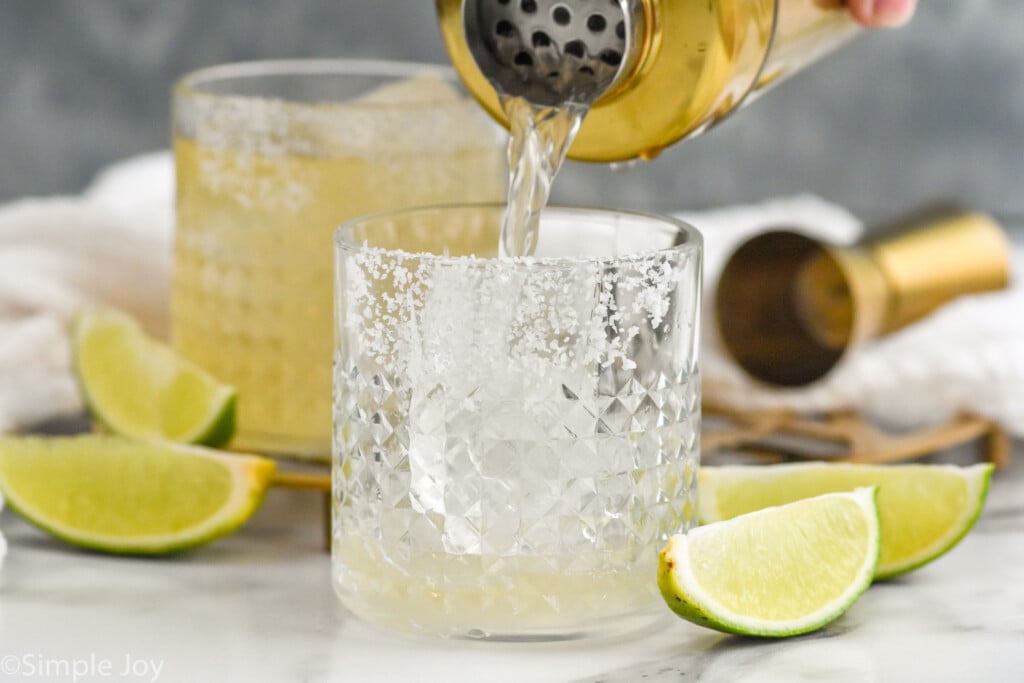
[332, 204, 702, 640]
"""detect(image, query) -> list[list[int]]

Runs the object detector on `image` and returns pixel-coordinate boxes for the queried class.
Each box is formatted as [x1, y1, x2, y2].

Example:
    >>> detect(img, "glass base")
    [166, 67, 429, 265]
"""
[337, 589, 671, 642]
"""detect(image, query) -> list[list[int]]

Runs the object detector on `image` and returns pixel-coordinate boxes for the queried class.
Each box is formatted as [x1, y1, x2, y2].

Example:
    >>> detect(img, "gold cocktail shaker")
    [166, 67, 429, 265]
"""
[715, 207, 1012, 387]
[437, 0, 861, 162]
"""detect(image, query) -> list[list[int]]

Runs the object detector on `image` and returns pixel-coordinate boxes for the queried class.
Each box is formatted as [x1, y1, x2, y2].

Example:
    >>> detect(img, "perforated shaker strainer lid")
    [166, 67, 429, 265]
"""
[462, 0, 640, 107]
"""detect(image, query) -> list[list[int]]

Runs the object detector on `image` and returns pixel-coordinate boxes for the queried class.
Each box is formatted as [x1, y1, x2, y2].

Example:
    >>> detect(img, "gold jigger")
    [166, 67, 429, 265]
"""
[715, 206, 1012, 387]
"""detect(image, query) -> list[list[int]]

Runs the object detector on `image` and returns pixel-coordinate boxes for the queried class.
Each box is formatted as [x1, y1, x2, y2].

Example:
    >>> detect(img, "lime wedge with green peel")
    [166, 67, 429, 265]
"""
[0, 435, 275, 555]
[659, 488, 880, 638]
[73, 307, 236, 447]
[698, 463, 993, 579]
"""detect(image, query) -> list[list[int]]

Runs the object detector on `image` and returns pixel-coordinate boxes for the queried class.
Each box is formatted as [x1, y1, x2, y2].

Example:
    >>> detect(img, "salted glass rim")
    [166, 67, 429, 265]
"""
[334, 203, 703, 268]
[174, 58, 468, 109]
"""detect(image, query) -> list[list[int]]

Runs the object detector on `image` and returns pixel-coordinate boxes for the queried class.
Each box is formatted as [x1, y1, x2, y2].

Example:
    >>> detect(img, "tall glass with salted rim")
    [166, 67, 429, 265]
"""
[172, 60, 507, 458]
[333, 204, 702, 640]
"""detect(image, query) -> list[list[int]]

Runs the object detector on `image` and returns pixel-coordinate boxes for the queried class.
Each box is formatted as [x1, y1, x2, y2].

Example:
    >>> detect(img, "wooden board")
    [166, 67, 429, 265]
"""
[703, 402, 1010, 469]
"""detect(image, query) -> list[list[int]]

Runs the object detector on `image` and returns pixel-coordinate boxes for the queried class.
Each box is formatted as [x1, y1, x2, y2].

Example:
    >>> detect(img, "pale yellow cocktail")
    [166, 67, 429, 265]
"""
[172, 61, 506, 455]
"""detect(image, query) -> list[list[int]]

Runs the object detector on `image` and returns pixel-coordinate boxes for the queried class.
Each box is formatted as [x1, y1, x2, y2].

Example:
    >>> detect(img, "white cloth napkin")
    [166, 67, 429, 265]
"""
[0, 153, 1020, 441]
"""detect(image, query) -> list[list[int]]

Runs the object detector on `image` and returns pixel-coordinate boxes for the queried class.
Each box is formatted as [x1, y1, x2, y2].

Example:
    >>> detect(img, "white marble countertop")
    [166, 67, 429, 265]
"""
[1, 450, 1022, 683]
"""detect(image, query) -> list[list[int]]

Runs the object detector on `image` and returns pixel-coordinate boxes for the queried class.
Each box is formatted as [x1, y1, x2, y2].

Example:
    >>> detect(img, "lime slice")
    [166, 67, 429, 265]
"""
[72, 307, 236, 447]
[659, 488, 880, 637]
[699, 463, 993, 579]
[0, 435, 275, 555]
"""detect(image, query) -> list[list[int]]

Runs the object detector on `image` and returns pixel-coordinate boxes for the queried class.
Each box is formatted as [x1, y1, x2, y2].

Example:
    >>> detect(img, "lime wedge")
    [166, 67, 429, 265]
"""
[0, 435, 275, 555]
[699, 463, 993, 579]
[72, 307, 236, 447]
[659, 489, 880, 637]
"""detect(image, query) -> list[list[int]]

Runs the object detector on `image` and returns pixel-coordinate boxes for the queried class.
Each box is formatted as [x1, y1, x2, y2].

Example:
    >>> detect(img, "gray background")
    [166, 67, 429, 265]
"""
[1, 1, 1022, 220]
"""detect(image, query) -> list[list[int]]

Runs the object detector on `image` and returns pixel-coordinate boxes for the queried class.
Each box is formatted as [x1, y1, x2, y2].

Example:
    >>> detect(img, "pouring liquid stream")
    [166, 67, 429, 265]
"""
[498, 95, 587, 258]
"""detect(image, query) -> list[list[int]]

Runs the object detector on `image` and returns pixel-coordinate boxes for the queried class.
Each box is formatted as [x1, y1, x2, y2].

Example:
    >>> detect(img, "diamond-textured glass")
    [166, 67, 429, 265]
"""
[172, 61, 507, 456]
[333, 205, 702, 640]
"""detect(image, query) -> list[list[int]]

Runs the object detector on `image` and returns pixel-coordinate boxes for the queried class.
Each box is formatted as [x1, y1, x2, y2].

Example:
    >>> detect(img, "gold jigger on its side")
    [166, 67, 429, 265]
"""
[715, 207, 1012, 387]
